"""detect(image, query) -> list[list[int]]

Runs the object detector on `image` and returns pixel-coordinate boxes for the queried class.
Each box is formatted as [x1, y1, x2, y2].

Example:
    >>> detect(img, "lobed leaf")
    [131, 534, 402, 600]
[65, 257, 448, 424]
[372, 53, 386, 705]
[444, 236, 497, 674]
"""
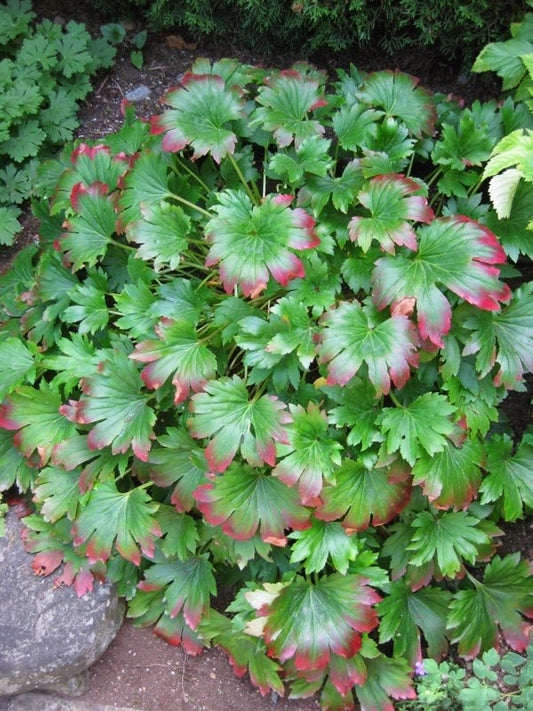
[60, 349, 156, 461]
[131, 318, 217, 404]
[373, 216, 511, 347]
[252, 69, 327, 148]
[188, 375, 291, 471]
[318, 300, 419, 396]
[356, 71, 437, 137]
[259, 574, 380, 670]
[72, 480, 161, 565]
[272, 403, 343, 505]
[480, 434, 533, 521]
[349, 174, 433, 254]
[317, 458, 411, 532]
[151, 73, 244, 162]
[194, 464, 309, 544]
[205, 190, 319, 297]
[447, 554, 533, 658]
[0, 382, 77, 465]
[138, 551, 215, 629]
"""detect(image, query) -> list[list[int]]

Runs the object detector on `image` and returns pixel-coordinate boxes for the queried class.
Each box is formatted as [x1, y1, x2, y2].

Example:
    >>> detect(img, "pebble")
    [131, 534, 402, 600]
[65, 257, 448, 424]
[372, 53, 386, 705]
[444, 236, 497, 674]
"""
[125, 85, 151, 102]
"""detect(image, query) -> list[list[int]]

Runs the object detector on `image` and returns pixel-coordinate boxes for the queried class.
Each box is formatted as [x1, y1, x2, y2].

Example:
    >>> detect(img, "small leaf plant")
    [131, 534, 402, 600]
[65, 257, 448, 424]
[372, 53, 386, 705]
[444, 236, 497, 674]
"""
[0, 49, 532, 711]
[0, 0, 117, 245]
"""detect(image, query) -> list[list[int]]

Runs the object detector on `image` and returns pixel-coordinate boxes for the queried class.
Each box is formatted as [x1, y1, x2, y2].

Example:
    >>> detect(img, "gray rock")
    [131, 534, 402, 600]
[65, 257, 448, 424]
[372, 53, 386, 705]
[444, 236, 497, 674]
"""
[0, 509, 124, 697]
[124, 85, 151, 102]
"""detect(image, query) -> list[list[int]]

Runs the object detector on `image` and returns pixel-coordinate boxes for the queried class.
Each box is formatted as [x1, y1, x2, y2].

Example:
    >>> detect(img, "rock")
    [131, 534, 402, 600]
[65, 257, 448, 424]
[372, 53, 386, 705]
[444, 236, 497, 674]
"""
[124, 85, 151, 102]
[0, 509, 124, 697]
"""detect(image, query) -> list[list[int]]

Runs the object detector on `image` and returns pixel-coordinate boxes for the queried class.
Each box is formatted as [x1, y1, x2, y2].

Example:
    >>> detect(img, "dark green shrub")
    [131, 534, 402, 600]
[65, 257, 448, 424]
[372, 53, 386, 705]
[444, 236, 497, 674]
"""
[89, 0, 527, 66]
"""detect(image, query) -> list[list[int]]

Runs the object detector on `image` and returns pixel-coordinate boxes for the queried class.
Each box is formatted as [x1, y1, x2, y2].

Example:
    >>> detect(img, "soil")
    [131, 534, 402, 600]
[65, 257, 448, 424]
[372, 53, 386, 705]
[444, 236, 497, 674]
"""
[2, 2, 531, 710]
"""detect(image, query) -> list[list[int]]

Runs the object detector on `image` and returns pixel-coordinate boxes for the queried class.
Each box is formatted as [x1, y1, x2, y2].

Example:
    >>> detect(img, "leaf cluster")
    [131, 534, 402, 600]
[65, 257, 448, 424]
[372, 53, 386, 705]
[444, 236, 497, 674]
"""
[0, 0, 117, 245]
[0, 21, 532, 711]
[398, 644, 533, 710]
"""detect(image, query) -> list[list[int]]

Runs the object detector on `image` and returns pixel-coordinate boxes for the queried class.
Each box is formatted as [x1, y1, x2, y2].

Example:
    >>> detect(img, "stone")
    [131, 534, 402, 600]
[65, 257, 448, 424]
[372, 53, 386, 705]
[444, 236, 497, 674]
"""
[124, 85, 151, 102]
[0, 509, 124, 697]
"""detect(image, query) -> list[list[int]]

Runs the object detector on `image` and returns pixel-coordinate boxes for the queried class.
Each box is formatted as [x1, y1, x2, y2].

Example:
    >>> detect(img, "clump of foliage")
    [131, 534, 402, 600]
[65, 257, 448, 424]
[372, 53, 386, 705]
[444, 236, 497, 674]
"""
[473, 1, 533, 224]
[89, 0, 527, 66]
[0, 0, 117, 245]
[0, 29, 532, 711]
[398, 644, 533, 710]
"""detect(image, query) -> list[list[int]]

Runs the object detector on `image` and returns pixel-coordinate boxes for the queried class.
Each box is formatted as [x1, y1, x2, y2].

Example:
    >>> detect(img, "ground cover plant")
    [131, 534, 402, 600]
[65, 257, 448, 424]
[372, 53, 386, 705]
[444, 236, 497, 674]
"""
[0, 10, 532, 710]
[0, 0, 117, 245]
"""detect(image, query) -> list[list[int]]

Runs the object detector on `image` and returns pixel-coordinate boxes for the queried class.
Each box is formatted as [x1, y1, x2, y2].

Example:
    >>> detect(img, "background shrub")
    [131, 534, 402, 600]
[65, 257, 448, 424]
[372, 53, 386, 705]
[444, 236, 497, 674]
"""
[89, 0, 527, 67]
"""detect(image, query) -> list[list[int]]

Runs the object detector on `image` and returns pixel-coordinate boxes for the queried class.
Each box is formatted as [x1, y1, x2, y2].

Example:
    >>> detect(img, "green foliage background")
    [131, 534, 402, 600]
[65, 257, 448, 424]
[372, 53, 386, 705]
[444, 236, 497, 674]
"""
[90, 0, 526, 64]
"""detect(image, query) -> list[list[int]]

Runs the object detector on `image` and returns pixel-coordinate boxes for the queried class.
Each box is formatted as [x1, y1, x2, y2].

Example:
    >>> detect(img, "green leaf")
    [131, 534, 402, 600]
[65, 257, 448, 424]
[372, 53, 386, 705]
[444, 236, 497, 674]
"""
[447, 554, 533, 658]
[300, 160, 365, 214]
[462, 283, 533, 388]
[138, 551, 215, 629]
[0, 429, 36, 492]
[252, 69, 327, 147]
[473, 38, 533, 90]
[378, 580, 452, 662]
[268, 134, 333, 185]
[333, 104, 382, 151]
[33, 466, 80, 522]
[60, 192, 116, 270]
[407, 510, 490, 578]
[373, 216, 510, 348]
[156, 505, 198, 560]
[355, 655, 416, 711]
[131, 318, 217, 404]
[272, 403, 342, 505]
[0, 119, 46, 162]
[317, 458, 411, 532]
[194, 463, 309, 544]
[485, 182, 533, 261]
[432, 111, 494, 171]
[205, 190, 319, 297]
[326, 379, 382, 451]
[61, 348, 156, 461]
[188, 375, 291, 471]
[0, 337, 38, 398]
[288, 518, 359, 575]
[199, 609, 284, 696]
[265, 296, 318, 369]
[252, 573, 379, 669]
[480, 435, 533, 521]
[357, 71, 436, 137]
[63, 273, 110, 335]
[114, 280, 158, 339]
[127, 201, 191, 270]
[0, 382, 77, 465]
[318, 300, 419, 396]
[0, 205, 21, 246]
[349, 174, 433, 254]
[118, 149, 172, 224]
[41, 333, 101, 390]
[152, 74, 244, 162]
[143, 427, 209, 513]
[56, 21, 92, 78]
[377, 393, 456, 467]
[72, 480, 161, 565]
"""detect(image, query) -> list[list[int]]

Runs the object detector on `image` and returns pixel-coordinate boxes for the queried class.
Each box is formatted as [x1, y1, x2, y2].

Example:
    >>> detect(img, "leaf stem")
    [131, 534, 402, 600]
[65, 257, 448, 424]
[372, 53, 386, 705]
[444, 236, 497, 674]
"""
[169, 192, 212, 218]
[227, 153, 261, 205]
[173, 157, 211, 193]
[388, 391, 403, 408]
